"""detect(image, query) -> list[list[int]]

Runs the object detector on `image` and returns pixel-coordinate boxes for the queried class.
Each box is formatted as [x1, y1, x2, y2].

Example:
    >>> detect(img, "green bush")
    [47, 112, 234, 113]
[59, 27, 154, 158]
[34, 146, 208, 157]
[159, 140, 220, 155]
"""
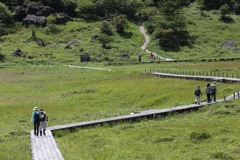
[190, 131, 211, 142]
[43, 24, 61, 35]
[100, 21, 113, 36]
[0, 53, 5, 61]
[113, 15, 128, 33]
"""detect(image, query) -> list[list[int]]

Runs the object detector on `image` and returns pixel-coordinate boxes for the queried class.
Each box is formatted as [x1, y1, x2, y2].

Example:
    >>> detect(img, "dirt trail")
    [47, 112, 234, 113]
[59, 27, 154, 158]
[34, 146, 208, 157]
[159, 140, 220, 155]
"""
[139, 25, 173, 61]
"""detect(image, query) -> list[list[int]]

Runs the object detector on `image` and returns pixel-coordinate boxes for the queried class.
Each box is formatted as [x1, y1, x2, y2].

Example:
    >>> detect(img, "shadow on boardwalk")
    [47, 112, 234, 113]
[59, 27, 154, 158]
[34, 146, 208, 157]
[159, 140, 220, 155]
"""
[30, 91, 240, 160]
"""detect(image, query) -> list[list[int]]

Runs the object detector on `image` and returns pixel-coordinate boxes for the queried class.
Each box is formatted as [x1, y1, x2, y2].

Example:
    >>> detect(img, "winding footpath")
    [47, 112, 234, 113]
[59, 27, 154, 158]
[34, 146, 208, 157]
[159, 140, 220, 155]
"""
[139, 25, 173, 61]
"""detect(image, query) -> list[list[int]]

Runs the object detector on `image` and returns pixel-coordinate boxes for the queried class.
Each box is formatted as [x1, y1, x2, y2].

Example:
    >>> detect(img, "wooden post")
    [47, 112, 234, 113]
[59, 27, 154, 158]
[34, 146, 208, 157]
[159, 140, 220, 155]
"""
[224, 96, 226, 102]
[233, 93, 236, 100]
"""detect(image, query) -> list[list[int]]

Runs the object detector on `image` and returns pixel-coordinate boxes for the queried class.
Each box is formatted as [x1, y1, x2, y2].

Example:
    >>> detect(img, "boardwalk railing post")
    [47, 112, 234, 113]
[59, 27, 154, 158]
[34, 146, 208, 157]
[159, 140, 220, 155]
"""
[224, 96, 226, 102]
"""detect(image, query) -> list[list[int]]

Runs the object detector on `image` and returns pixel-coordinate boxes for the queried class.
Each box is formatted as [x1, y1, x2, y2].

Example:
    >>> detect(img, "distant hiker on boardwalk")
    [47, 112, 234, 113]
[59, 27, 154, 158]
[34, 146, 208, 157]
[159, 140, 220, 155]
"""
[150, 52, 154, 62]
[39, 108, 48, 136]
[205, 83, 212, 103]
[138, 52, 141, 62]
[31, 106, 40, 136]
[194, 85, 202, 104]
[211, 81, 217, 102]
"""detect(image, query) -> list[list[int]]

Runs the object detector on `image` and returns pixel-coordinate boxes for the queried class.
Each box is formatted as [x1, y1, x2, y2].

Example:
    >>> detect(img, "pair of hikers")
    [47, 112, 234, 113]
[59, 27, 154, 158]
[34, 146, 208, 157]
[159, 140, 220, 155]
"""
[194, 81, 217, 104]
[31, 107, 48, 136]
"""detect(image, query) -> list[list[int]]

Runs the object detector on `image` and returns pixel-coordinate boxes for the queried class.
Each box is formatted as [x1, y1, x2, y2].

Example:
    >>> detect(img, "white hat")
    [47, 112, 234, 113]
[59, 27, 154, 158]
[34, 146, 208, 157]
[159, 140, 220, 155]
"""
[33, 106, 38, 111]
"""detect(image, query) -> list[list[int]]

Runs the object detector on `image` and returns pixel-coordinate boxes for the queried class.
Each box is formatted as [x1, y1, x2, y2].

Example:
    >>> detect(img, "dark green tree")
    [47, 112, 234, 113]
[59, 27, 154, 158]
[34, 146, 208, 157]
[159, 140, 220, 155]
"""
[220, 4, 230, 19]
[113, 15, 128, 33]
[0, 2, 14, 36]
[154, 0, 189, 50]
[99, 34, 112, 48]
[100, 21, 113, 36]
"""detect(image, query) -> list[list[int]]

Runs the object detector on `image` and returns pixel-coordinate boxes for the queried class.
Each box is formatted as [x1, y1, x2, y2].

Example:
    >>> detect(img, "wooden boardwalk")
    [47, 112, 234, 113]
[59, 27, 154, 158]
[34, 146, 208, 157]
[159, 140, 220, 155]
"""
[30, 91, 239, 160]
[153, 72, 240, 83]
[30, 130, 64, 160]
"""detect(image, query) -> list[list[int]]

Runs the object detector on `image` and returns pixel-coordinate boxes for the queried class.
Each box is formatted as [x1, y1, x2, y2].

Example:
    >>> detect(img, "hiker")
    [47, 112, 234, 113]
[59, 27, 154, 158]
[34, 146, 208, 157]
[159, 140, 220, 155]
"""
[211, 81, 217, 102]
[194, 85, 202, 104]
[150, 52, 154, 62]
[39, 108, 48, 136]
[138, 52, 141, 62]
[205, 83, 212, 103]
[31, 106, 40, 136]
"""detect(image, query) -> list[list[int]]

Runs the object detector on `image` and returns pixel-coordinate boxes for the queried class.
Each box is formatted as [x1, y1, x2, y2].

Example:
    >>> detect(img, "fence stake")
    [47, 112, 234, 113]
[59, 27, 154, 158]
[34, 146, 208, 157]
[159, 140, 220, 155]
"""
[233, 93, 236, 100]
[224, 96, 226, 102]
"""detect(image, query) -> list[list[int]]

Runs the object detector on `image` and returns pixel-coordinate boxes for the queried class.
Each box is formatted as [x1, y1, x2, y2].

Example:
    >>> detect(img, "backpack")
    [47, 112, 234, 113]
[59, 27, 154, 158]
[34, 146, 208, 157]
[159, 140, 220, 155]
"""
[212, 85, 216, 92]
[195, 88, 200, 96]
[39, 113, 46, 121]
[34, 112, 40, 121]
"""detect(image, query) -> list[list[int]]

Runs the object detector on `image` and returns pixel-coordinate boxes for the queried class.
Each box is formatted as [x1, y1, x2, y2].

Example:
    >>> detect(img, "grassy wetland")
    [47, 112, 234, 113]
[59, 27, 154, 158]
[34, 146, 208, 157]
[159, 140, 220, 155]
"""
[1, 62, 240, 159]
[1, 1, 240, 159]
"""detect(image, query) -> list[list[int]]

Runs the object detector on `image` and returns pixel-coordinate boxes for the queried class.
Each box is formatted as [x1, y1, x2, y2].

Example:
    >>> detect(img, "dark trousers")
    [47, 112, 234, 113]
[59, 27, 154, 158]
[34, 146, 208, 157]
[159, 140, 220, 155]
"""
[34, 121, 40, 136]
[207, 93, 211, 103]
[212, 92, 216, 102]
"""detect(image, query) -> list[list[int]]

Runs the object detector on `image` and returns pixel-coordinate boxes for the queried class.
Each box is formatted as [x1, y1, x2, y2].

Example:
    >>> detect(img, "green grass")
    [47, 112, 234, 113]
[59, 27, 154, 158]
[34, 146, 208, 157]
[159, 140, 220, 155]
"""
[0, 62, 240, 159]
[54, 100, 240, 160]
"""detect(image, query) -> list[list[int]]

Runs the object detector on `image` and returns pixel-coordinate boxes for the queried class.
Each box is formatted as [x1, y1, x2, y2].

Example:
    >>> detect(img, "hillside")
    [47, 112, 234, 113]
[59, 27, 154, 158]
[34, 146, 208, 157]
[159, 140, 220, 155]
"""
[1, 0, 240, 64]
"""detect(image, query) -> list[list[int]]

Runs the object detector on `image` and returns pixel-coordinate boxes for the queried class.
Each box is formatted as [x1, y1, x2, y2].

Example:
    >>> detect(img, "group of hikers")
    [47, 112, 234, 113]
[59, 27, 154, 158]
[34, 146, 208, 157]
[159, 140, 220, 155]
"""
[31, 107, 48, 136]
[194, 81, 217, 104]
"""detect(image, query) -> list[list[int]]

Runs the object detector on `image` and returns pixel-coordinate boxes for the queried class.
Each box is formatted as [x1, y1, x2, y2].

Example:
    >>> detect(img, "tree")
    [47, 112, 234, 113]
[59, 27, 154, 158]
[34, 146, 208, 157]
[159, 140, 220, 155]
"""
[100, 21, 113, 36]
[0, 2, 14, 25]
[113, 15, 128, 33]
[220, 4, 230, 20]
[0, 2, 14, 35]
[154, 0, 189, 50]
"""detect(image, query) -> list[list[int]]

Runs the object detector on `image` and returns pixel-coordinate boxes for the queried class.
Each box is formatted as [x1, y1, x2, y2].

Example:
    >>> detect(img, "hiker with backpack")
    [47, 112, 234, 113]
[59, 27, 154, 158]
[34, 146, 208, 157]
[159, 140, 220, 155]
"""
[194, 85, 202, 104]
[31, 106, 40, 136]
[39, 108, 48, 136]
[211, 81, 217, 102]
[205, 83, 212, 103]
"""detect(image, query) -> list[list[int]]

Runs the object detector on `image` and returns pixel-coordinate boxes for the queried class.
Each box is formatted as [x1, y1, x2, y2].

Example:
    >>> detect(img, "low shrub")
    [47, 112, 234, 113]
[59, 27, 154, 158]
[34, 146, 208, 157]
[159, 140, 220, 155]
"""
[190, 131, 211, 142]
